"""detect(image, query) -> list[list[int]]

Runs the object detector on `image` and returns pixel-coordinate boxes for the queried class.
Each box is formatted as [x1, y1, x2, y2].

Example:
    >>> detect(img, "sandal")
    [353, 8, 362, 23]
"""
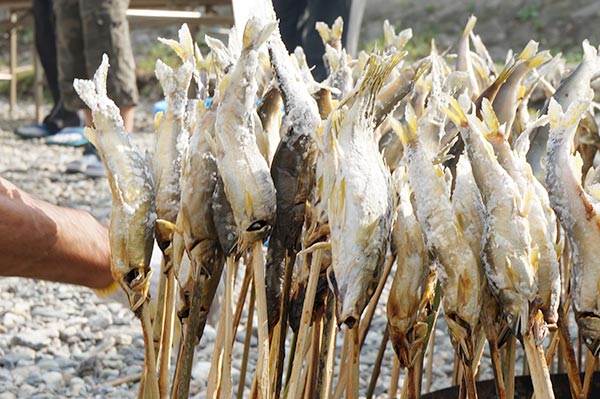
[45, 126, 89, 147]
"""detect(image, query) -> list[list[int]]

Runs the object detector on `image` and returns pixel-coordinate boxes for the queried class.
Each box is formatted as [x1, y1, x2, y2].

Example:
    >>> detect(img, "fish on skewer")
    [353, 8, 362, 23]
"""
[527, 40, 600, 182]
[396, 104, 482, 399]
[151, 24, 195, 397]
[265, 27, 321, 334]
[445, 96, 536, 339]
[480, 100, 561, 327]
[387, 167, 436, 399]
[327, 53, 401, 328]
[209, 17, 278, 249]
[73, 55, 159, 399]
[545, 91, 600, 355]
[326, 52, 401, 399]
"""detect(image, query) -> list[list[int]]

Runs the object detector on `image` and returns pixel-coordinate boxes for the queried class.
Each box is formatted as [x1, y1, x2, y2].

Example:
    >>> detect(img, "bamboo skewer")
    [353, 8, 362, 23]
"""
[581, 349, 596, 399]
[237, 281, 255, 399]
[140, 302, 160, 399]
[171, 267, 206, 399]
[389, 354, 401, 399]
[158, 260, 177, 398]
[251, 242, 271, 399]
[318, 299, 337, 399]
[347, 324, 361, 399]
[285, 249, 323, 399]
[523, 330, 555, 399]
[366, 325, 389, 399]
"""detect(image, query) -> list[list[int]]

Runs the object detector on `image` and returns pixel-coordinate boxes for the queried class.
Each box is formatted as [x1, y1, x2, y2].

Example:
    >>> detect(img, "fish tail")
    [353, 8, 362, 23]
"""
[548, 96, 592, 132]
[73, 54, 121, 119]
[582, 39, 600, 66]
[242, 17, 277, 51]
[383, 20, 413, 51]
[316, 16, 344, 47]
[518, 40, 551, 68]
[442, 96, 468, 129]
[155, 59, 193, 115]
[462, 15, 477, 38]
[158, 23, 195, 63]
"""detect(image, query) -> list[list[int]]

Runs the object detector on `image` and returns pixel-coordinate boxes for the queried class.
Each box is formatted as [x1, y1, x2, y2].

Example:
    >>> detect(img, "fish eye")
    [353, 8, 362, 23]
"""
[506, 313, 514, 326]
[586, 337, 594, 347]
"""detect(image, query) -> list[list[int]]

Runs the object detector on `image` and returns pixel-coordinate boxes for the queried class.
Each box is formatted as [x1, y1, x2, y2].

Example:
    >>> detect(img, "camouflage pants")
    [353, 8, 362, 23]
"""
[53, 0, 139, 110]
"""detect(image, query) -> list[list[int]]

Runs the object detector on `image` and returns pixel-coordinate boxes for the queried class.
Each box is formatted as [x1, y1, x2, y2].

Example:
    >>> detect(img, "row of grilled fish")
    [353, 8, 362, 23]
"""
[72, 9, 600, 390]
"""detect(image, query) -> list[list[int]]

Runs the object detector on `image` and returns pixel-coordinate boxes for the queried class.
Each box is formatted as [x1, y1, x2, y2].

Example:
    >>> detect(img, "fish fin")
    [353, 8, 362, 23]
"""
[392, 105, 417, 146]
[461, 15, 477, 39]
[520, 187, 533, 218]
[156, 218, 183, 235]
[518, 40, 539, 61]
[179, 204, 192, 237]
[158, 24, 194, 63]
[362, 218, 380, 246]
[357, 52, 405, 107]
[242, 17, 277, 51]
[530, 244, 540, 274]
[548, 96, 592, 131]
[245, 190, 254, 216]
[441, 96, 468, 129]
[205, 34, 232, 72]
[582, 39, 600, 65]
[83, 127, 98, 149]
[154, 111, 163, 132]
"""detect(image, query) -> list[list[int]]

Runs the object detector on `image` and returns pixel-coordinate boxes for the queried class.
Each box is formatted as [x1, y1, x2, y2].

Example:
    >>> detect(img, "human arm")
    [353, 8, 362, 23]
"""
[0, 177, 113, 289]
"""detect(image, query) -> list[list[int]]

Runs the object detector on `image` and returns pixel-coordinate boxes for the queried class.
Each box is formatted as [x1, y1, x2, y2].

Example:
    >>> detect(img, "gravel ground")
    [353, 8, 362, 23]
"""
[0, 98, 502, 398]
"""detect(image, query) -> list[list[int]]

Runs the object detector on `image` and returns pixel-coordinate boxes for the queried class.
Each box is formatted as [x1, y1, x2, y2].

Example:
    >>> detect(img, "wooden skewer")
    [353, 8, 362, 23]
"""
[285, 249, 323, 399]
[220, 255, 236, 399]
[139, 302, 160, 399]
[523, 331, 555, 399]
[317, 298, 337, 399]
[502, 334, 516, 399]
[366, 325, 389, 399]
[388, 354, 401, 399]
[158, 261, 177, 399]
[581, 348, 597, 399]
[251, 241, 271, 399]
[237, 282, 255, 399]
[346, 323, 360, 399]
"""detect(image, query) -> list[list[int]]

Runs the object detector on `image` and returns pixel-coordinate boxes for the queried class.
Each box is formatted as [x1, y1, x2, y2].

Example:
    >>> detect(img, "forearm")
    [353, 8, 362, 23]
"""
[0, 177, 113, 289]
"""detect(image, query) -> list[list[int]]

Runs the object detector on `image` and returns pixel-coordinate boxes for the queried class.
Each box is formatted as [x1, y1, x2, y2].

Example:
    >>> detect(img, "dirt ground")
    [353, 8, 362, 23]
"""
[361, 0, 600, 60]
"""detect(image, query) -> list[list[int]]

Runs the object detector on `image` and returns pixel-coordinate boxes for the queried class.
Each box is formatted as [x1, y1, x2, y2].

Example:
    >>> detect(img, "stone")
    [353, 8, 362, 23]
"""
[191, 361, 212, 381]
[89, 314, 113, 332]
[42, 371, 64, 389]
[11, 331, 51, 350]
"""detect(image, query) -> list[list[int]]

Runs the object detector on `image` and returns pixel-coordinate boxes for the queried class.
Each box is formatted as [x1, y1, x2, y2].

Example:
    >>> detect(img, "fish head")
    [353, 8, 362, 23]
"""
[501, 295, 529, 338]
[577, 313, 600, 356]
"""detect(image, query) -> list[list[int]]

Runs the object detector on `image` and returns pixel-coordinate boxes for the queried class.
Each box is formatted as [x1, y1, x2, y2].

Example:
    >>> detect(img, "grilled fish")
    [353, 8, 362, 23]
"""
[73, 55, 155, 313]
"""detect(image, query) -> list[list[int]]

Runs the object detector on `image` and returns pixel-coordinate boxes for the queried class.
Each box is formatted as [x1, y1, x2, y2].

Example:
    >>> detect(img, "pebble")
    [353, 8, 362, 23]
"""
[11, 331, 51, 350]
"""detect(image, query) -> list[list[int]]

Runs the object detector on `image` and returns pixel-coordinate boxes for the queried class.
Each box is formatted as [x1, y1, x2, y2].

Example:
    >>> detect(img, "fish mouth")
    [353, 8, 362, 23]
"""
[121, 267, 151, 315]
[577, 313, 600, 356]
[247, 220, 269, 232]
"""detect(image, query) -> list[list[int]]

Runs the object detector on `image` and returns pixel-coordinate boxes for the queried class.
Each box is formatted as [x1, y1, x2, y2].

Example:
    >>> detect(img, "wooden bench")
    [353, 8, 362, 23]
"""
[0, 0, 233, 120]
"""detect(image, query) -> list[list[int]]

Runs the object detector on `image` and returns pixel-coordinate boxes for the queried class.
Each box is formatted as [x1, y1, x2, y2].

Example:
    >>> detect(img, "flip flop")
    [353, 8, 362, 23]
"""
[45, 126, 89, 147]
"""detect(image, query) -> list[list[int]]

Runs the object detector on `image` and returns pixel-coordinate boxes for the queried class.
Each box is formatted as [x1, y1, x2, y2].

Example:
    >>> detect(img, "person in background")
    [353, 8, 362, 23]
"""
[14, 0, 83, 143]
[273, 0, 352, 82]
[53, 0, 139, 178]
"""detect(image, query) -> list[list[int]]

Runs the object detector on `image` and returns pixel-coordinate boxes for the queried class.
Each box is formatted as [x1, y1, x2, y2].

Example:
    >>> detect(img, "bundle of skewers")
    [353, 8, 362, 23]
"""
[72, 2, 600, 398]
